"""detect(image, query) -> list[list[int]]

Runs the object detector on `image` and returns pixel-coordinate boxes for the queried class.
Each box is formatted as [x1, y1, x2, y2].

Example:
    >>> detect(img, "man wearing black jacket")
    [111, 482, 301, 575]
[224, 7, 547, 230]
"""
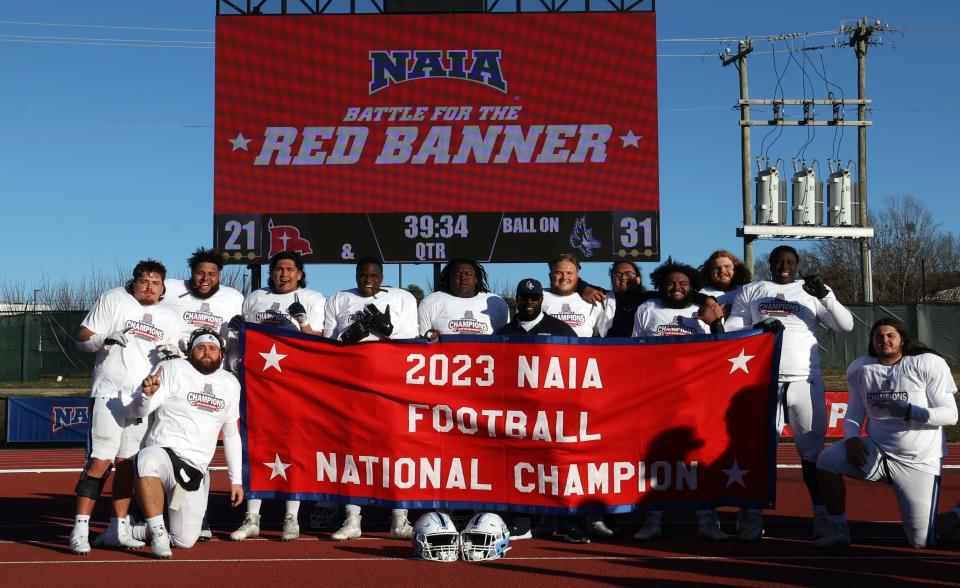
[497, 279, 576, 337]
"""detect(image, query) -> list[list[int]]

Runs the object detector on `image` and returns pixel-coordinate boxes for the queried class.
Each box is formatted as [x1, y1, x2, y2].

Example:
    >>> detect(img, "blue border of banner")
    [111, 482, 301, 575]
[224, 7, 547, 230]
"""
[239, 323, 781, 514]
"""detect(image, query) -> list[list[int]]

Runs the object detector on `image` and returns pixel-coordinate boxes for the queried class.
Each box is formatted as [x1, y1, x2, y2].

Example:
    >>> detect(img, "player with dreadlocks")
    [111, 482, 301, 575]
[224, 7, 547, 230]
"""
[418, 258, 508, 338]
[631, 258, 727, 541]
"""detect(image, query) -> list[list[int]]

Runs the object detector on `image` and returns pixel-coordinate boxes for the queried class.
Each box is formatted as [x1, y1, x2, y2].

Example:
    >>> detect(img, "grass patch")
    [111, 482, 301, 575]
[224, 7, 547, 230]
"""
[0, 375, 91, 391]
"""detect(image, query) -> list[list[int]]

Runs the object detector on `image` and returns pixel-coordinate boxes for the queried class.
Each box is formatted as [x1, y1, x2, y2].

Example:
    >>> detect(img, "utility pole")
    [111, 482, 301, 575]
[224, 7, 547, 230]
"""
[722, 40, 755, 272]
[723, 22, 880, 298]
[852, 18, 874, 302]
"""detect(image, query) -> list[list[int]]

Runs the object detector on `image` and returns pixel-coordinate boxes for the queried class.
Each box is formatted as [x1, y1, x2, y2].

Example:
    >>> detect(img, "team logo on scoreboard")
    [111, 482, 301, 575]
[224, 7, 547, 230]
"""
[569, 216, 600, 258]
[268, 219, 314, 258]
[368, 49, 508, 95]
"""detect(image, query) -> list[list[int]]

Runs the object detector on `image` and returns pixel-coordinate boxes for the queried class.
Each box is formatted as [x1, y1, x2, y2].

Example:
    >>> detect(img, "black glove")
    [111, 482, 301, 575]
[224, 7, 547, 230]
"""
[227, 315, 245, 332]
[753, 318, 784, 333]
[341, 319, 370, 343]
[288, 295, 308, 326]
[802, 273, 829, 299]
[365, 304, 393, 337]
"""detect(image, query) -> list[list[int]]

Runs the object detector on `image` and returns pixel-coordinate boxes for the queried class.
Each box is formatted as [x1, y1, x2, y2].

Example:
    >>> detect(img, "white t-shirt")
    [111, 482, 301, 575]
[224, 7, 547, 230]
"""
[633, 299, 710, 337]
[598, 296, 617, 337]
[845, 353, 959, 474]
[418, 291, 509, 335]
[726, 280, 854, 380]
[323, 287, 419, 341]
[82, 287, 182, 399]
[242, 287, 326, 331]
[139, 358, 241, 473]
[160, 279, 244, 348]
[541, 291, 602, 338]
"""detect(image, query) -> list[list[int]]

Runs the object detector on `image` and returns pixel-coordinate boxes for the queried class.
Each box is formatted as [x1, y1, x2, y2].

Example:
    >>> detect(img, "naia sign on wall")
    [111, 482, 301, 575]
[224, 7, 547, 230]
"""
[240, 325, 780, 513]
[214, 12, 659, 215]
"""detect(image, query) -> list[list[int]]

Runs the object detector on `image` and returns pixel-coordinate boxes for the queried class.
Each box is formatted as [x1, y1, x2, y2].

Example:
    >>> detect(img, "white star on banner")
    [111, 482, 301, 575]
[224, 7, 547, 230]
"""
[722, 460, 750, 488]
[264, 453, 292, 481]
[230, 132, 251, 151]
[259, 344, 287, 372]
[619, 130, 642, 148]
[728, 348, 756, 374]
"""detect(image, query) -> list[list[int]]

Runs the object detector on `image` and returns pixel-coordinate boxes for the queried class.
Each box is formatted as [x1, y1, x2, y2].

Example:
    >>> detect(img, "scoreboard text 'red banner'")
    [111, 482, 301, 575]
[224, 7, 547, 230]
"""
[241, 326, 779, 512]
[214, 12, 660, 264]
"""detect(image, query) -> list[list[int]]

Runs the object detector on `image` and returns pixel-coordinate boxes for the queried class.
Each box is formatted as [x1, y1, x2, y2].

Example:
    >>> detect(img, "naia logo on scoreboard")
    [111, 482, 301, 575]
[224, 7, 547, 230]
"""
[268, 219, 314, 258]
[368, 49, 508, 95]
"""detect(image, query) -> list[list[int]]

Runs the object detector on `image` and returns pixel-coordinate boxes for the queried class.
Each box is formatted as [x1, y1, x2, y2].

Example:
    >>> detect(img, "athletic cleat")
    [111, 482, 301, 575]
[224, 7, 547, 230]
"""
[937, 510, 960, 543]
[563, 524, 591, 544]
[70, 524, 91, 555]
[633, 513, 663, 541]
[812, 514, 833, 539]
[281, 513, 300, 541]
[813, 521, 850, 548]
[151, 525, 173, 559]
[737, 510, 764, 542]
[509, 516, 533, 540]
[587, 519, 615, 538]
[389, 517, 413, 540]
[695, 512, 729, 541]
[94, 517, 144, 549]
[197, 516, 213, 542]
[531, 515, 559, 538]
[331, 514, 362, 541]
[230, 513, 261, 541]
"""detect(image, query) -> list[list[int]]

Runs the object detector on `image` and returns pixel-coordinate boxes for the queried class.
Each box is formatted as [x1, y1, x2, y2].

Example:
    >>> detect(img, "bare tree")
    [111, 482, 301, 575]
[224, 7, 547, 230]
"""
[804, 195, 960, 302]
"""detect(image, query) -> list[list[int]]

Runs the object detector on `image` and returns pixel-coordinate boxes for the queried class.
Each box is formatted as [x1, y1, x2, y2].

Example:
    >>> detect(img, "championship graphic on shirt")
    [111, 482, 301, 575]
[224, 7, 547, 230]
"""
[125, 313, 164, 342]
[187, 383, 227, 413]
[256, 302, 289, 327]
[653, 313, 701, 337]
[866, 378, 908, 408]
[551, 304, 586, 329]
[757, 294, 800, 318]
[449, 310, 489, 335]
[182, 302, 224, 332]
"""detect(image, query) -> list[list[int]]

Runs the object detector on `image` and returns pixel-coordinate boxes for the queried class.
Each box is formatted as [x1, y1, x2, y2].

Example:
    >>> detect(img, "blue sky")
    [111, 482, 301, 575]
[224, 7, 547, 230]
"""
[1, 0, 957, 301]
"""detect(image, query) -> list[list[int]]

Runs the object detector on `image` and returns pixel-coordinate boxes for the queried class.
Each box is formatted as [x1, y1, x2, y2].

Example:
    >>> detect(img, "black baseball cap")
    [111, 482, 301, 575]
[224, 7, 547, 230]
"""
[516, 278, 543, 298]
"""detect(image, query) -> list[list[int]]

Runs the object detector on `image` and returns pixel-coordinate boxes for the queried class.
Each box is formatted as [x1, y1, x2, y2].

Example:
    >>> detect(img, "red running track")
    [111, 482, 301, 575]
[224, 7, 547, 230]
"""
[2, 449, 960, 587]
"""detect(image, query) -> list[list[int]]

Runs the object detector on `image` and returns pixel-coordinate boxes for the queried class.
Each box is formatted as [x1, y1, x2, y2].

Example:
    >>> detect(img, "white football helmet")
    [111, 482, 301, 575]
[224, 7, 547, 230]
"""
[460, 513, 511, 561]
[412, 512, 460, 562]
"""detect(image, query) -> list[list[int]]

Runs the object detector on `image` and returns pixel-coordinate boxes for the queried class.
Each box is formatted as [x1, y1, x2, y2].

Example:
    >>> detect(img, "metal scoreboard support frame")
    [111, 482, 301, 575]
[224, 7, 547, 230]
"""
[216, 1, 655, 16]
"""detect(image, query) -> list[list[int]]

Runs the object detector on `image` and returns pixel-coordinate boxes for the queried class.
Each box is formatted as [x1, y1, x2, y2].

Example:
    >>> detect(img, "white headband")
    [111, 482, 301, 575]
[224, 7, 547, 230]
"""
[191, 333, 221, 351]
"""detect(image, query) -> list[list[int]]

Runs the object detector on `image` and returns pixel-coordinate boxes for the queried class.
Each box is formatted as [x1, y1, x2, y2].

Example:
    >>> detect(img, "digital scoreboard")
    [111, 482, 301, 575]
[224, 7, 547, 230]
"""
[214, 12, 660, 264]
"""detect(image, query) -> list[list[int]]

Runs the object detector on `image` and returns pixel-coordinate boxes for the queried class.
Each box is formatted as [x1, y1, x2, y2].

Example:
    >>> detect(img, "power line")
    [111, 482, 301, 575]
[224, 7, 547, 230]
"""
[0, 19, 213, 33]
[0, 33, 212, 45]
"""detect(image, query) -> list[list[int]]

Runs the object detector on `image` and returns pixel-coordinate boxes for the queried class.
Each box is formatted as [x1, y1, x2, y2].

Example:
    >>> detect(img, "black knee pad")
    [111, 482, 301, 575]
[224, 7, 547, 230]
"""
[75, 463, 112, 501]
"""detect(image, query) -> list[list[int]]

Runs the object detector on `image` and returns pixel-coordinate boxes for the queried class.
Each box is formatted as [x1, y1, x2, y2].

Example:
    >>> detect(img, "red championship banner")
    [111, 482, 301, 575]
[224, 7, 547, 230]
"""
[241, 325, 780, 513]
[214, 12, 661, 263]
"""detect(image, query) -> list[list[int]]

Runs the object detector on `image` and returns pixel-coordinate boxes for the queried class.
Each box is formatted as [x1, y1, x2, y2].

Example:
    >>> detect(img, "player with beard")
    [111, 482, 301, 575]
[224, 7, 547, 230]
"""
[418, 259, 508, 338]
[541, 254, 603, 337]
[492, 278, 576, 540]
[126, 329, 244, 558]
[815, 319, 957, 548]
[498, 279, 577, 337]
[70, 260, 182, 554]
[322, 256, 418, 542]
[598, 261, 651, 337]
[631, 260, 728, 541]
[698, 250, 752, 319]
[726, 245, 854, 541]
[230, 251, 326, 542]
[159, 247, 243, 541]
[162, 247, 244, 349]
[533, 255, 609, 543]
